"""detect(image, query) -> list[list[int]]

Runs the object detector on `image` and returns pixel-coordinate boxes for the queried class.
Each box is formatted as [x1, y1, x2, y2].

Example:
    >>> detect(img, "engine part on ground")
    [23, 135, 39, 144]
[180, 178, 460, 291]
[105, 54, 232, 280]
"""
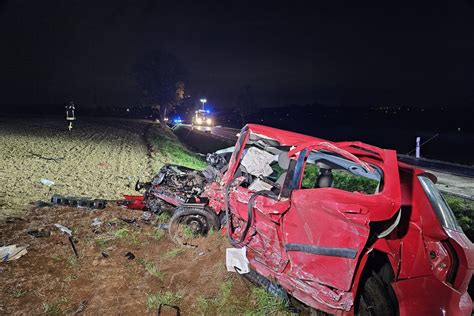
[206, 152, 228, 170]
[51, 194, 107, 209]
[168, 204, 220, 247]
[138, 164, 211, 214]
[132, 147, 230, 215]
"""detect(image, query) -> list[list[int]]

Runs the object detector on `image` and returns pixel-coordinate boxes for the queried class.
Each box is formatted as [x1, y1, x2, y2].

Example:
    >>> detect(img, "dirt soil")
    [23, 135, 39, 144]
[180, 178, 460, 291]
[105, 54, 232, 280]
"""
[0, 117, 274, 315]
[0, 118, 154, 218]
[0, 205, 257, 315]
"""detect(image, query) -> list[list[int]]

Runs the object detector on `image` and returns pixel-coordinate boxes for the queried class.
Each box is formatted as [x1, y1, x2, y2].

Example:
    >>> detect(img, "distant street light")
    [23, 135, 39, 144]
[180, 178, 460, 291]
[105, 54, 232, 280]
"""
[200, 98, 207, 110]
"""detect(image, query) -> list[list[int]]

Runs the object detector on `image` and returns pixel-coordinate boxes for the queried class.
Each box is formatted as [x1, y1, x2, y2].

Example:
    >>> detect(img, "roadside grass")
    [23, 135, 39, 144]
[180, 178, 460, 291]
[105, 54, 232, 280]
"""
[246, 287, 289, 315]
[194, 279, 290, 315]
[444, 193, 474, 241]
[11, 288, 29, 298]
[95, 238, 110, 250]
[138, 258, 163, 279]
[67, 255, 78, 267]
[155, 212, 171, 223]
[164, 247, 184, 259]
[50, 254, 63, 262]
[180, 224, 196, 239]
[42, 297, 68, 315]
[194, 279, 234, 314]
[64, 274, 79, 282]
[113, 228, 130, 239]
[147, 291, 183, 310]
[148, 125, 206, 171]
[153, 228, 165, 241]
[213, 280, 233, 310]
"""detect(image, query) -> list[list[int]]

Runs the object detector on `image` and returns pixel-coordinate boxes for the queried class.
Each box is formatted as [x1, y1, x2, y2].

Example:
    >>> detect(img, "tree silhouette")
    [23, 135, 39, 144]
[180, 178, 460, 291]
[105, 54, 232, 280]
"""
[133, 51, 186, 127]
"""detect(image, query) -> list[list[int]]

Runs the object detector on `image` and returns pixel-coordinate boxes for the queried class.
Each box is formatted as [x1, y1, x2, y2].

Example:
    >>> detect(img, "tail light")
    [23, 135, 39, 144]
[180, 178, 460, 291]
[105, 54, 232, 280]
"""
[426, 240, 458, 286]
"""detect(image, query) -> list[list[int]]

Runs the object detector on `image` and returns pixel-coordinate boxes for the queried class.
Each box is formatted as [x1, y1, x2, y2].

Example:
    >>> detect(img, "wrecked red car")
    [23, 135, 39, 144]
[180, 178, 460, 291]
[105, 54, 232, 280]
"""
[165, 124, 473, 315]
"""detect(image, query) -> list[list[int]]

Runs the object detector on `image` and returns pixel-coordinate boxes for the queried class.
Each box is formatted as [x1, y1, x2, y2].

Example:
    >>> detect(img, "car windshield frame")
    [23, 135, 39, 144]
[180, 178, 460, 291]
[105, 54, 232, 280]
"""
[418, 175, 462, 232]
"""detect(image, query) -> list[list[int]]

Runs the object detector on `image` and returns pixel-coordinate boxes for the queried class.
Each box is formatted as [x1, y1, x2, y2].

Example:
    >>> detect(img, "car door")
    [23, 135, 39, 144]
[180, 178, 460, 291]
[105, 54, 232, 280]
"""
[282, 144, 397, 292]
[228, 185, 290, 273]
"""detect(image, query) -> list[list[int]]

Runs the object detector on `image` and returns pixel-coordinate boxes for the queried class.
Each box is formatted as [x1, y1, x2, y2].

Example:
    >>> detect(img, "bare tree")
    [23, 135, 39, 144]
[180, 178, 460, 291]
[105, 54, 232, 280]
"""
[133, 51, 186, 127]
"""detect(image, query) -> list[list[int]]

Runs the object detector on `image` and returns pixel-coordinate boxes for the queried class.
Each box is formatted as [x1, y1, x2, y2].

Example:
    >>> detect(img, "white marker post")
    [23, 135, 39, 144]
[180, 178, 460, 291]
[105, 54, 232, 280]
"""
[415, 137, 421, 158]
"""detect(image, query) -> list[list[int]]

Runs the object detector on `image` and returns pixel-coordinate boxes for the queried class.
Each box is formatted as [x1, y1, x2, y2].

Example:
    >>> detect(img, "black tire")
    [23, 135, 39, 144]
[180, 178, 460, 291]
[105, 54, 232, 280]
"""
[356, 275, 396, 316]
[168, 206, 220, 247]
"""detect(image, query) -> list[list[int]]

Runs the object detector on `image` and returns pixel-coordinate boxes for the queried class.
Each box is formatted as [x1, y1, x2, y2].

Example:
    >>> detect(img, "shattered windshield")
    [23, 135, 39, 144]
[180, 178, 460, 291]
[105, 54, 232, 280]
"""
[231, 133, 292, 194]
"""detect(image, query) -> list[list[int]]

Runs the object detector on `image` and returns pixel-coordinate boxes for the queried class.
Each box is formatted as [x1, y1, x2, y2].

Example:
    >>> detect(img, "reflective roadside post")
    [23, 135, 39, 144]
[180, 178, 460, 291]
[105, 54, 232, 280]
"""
[415, 137, 420, 158]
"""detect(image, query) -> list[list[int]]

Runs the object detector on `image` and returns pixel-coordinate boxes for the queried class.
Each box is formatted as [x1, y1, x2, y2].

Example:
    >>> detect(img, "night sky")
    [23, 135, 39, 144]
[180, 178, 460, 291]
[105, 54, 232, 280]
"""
[1, 0, 474, 109]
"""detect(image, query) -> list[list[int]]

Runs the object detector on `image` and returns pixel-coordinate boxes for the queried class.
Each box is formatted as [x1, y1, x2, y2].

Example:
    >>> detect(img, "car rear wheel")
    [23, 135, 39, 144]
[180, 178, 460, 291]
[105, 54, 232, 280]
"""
[168, 205, 220, 247]
[356, 274, 396, 316]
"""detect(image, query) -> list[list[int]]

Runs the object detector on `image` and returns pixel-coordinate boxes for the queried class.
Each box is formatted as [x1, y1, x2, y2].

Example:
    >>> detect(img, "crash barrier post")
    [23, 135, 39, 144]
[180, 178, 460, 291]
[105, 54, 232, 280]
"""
[415, 137, 420, 158]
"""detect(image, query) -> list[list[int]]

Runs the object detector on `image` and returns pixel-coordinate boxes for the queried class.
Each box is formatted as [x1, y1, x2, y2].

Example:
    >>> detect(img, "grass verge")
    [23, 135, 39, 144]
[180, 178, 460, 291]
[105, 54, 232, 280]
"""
[443, 193, 474, 241]
[147, 125, 206, 171]
[147, 291, 183, 309]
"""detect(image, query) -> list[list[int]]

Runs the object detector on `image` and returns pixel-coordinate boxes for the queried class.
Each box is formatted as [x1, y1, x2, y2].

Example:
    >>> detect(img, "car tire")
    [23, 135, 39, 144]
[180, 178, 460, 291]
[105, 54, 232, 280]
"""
[356, 274, 396, 316]
[168, 205, 220, 247]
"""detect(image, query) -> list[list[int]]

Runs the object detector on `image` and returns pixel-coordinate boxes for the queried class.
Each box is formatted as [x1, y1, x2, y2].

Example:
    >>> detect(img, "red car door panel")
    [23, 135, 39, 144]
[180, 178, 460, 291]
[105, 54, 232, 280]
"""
[283, 188, 371, 291]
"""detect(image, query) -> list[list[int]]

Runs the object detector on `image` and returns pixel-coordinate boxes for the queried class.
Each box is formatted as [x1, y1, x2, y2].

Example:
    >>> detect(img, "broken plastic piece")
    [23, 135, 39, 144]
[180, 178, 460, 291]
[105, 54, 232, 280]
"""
[73, 300, 87, 314]
[226, 247, 249, 274]
[142, 211, 152, 221]
[91, 218, 102, 227]
[124, 251, 135, 260]
[54, 224, 78, 258]
[40, 178, 55, 187]
[158, 223, 169, 230]
[0, 245, 29, 262]
[54, 223, 72, 236]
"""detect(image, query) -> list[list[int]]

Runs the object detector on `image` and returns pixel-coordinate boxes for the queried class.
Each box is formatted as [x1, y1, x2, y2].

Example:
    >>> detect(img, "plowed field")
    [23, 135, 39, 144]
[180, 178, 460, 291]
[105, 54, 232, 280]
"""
[1, 118, 165, 217]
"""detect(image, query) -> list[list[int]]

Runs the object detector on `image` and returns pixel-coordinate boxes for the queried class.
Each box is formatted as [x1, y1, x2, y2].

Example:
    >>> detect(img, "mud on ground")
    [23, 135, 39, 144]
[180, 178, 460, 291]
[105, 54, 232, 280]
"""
[0, 205, 267, 315]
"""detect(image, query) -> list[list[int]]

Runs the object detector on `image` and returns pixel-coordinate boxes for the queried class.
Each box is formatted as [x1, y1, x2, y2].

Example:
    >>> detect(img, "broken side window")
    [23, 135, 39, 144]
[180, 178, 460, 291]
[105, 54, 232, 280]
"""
[301, 150, 381, 194]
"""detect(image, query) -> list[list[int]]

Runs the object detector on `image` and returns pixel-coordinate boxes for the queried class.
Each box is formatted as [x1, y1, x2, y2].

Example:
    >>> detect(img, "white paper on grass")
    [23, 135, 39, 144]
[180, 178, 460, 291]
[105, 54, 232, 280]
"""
[240, 147, 274, 177]
[226, 247, 249, 274]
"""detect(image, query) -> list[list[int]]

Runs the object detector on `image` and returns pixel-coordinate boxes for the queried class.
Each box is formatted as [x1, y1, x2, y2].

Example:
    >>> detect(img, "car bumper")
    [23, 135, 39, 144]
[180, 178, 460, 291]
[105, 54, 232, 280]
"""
[392, 274, 473, 316]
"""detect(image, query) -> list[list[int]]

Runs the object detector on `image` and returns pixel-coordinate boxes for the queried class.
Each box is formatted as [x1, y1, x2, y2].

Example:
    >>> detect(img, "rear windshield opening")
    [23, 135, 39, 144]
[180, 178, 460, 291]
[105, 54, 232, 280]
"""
[418, 175, 462, 232]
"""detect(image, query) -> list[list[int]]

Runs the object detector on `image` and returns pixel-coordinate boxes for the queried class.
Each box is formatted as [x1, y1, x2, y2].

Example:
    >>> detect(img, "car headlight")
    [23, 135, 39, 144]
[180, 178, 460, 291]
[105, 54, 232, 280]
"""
[196, 118, 203, 124]
[206, 118, 212, 125]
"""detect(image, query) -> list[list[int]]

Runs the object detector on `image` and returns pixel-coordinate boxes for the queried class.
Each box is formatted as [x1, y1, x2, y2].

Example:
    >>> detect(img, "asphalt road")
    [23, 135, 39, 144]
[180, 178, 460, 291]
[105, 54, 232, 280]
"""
[175, 124, 239, 141]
